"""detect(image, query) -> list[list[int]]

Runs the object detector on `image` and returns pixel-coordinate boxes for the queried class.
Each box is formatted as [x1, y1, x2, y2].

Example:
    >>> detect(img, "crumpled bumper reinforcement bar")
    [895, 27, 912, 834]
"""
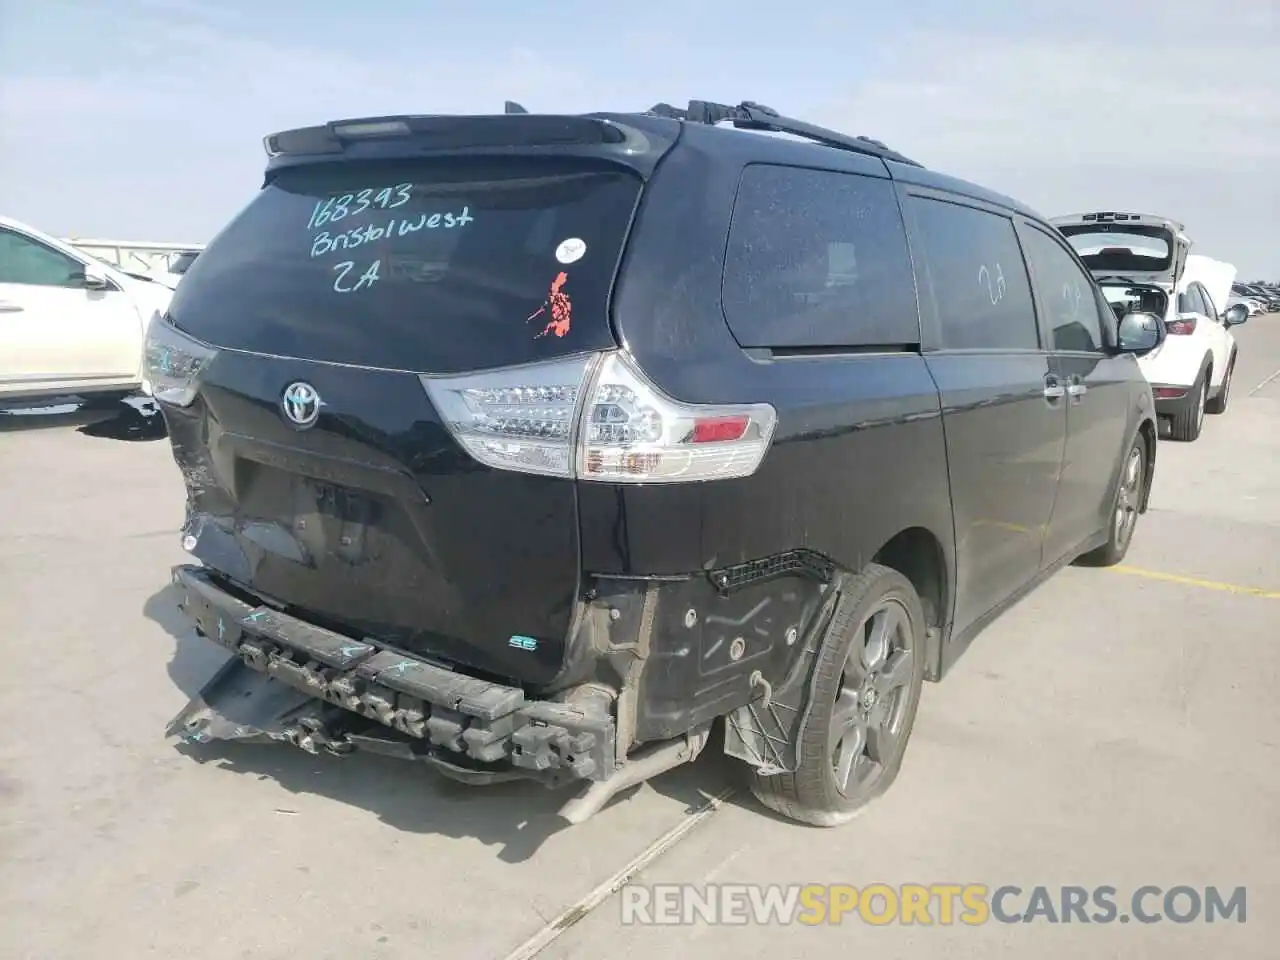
[169, 564, 617, 785]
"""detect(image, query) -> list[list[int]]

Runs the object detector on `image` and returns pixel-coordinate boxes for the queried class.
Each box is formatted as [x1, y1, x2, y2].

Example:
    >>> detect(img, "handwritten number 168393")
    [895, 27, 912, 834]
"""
[309, 184, 412, 230]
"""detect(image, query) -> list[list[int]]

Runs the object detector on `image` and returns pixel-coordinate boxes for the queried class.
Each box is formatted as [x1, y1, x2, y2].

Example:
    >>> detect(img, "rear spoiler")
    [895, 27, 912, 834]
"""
[261, 112, 677, 179]
[264, 114, 636, 157]
[263, 97, 921, 178]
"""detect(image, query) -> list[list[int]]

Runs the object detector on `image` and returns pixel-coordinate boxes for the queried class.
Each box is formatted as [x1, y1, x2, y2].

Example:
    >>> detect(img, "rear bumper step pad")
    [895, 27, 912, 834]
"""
[171, 564, 615, 783]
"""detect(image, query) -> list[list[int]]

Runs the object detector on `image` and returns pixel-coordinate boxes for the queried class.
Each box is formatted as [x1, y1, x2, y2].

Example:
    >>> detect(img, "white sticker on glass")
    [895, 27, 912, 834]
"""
[555, 237, 587, 265]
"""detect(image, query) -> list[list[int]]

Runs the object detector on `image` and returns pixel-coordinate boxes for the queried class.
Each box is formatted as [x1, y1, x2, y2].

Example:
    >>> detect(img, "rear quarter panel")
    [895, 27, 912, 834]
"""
[1138, 331, 1212, 388]
[584, 129, 956, 617]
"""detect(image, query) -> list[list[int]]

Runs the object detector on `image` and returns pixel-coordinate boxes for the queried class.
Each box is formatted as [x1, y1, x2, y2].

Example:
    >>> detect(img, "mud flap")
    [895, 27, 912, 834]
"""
[722, 578, 840, 775]
[166, 655, 341, 752]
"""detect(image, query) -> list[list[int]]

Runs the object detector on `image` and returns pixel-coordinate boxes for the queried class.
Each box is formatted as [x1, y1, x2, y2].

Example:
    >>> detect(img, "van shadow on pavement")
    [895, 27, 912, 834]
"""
[0, 402, 117, 432]
[0, 396, 166, 440]
[77, 406, 167, 441]
[77, 398, 167, 441]
[144, 583, 748, 863]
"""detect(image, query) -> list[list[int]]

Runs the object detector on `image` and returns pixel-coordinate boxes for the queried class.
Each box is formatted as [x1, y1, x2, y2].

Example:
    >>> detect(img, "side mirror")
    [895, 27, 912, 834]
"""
[1117, 312, 1164, 354]
[1222, 303, 1249, 327]
[77, 262, 111, 290]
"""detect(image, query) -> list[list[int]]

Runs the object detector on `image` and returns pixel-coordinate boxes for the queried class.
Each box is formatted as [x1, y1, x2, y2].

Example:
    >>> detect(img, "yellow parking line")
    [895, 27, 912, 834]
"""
[1110, 565, 1280, 600]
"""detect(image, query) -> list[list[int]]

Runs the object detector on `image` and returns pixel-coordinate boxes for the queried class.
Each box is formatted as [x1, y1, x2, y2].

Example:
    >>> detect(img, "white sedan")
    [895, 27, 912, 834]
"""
[0, 215, 174, 404]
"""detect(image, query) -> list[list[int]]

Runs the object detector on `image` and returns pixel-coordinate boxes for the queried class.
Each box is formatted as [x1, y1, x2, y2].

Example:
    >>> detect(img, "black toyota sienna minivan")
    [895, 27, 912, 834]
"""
[150, 100, 1163, 826]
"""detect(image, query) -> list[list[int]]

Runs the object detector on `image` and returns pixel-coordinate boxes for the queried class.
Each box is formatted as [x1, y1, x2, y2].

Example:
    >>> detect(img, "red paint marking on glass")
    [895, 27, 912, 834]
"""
[527, 271, 573, 339]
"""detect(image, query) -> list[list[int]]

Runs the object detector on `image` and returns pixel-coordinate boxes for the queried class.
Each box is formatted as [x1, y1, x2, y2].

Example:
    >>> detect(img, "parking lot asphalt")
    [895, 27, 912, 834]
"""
[2, 318, 1278, 960]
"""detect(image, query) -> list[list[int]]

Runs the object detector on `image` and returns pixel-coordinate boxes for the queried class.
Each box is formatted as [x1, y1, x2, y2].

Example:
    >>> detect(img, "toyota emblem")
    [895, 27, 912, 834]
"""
[281, 381, 323, 428]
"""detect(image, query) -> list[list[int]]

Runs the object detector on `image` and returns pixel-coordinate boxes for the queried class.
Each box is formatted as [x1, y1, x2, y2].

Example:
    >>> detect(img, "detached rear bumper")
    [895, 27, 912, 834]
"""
[170, 564, 616, 784]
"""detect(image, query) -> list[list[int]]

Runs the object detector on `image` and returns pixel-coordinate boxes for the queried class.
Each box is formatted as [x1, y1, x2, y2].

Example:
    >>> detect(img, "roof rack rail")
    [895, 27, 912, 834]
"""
[643, 99, 922, 168]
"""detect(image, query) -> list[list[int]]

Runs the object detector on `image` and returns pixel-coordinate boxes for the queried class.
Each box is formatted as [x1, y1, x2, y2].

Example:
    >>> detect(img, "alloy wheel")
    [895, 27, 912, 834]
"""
[1114, 446, 1143, 549]
[830, 599, 915, 797]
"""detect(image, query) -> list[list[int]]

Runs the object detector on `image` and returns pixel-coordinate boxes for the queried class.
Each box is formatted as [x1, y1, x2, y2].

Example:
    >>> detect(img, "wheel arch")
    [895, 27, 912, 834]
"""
[1137, 417, 1157, 512]
[871, 525, 950, 682]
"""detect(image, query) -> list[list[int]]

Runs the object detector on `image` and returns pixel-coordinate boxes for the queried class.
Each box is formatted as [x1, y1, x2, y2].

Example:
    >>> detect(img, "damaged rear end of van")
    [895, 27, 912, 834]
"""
[149, 112, 787, 822]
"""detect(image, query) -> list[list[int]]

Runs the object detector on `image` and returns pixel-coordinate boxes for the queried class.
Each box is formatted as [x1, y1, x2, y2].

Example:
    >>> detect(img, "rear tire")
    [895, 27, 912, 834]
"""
[1168, 366, 1208, 442]
[1076, 436, 1146, 568]
[748, 563, 927, 827]
[1206, 353, 1235, 415]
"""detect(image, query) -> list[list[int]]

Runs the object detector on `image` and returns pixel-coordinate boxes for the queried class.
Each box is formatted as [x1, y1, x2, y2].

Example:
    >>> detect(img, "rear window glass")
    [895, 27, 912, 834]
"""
[168, 157, 642, 373]
[1100, 283, 1167, 319]
[1058, 226, 1172, 273]
[721, 165, 920, 348]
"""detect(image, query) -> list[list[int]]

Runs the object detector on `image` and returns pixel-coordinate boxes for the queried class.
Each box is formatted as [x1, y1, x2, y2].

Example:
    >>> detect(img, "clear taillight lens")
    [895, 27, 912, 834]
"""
[143, 318, 218, 406]
[577, 352, 776, 482]
[421, 355, 596, 479]
[421, 351, 777, 483]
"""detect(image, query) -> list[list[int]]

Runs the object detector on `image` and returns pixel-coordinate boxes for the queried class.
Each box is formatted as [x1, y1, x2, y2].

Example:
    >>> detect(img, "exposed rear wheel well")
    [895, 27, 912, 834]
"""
[1137, 419, 1157, 509]
[872, 527, 946, 630]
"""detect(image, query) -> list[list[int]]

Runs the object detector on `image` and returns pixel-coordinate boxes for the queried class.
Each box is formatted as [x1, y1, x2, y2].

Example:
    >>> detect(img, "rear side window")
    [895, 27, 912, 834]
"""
[1177, 284, 1207, 316]
[168, 157, 643, 374]
[1199, 284, 1219, 318]
[906, 197, 1039, 351]
[721, 165, 919, 348]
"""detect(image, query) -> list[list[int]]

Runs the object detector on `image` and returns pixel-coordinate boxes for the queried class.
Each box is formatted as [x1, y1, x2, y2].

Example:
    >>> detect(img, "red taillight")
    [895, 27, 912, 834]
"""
[690, 415, 750, 444]
[1153, 386, 1187, 400]
[1166, 318, 1196, 335]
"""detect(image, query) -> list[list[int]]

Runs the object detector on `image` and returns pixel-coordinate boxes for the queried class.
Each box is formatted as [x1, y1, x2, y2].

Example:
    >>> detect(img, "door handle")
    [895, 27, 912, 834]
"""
[1067, 383, 1087, 398]
[0, 301, 23, 313]
[1043, 377, 1065, 400]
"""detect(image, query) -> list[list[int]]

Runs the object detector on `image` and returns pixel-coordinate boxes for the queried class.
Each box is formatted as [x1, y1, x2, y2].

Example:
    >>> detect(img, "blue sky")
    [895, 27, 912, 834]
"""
[2, 0, 1277, 278]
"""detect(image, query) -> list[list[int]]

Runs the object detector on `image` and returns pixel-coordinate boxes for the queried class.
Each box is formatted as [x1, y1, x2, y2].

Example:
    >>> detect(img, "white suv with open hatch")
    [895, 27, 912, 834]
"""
[1052, 212, 1248, 442]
